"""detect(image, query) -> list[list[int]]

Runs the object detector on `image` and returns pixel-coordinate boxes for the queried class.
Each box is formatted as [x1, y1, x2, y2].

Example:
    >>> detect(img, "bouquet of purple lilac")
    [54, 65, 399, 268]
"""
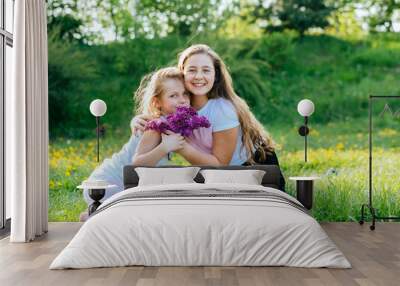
[145, 106, 211, 136]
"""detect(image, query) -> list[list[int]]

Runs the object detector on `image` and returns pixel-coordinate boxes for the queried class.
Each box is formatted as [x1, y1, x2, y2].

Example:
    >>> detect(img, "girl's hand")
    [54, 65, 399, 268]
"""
[175, 138, 191, 154]
[130, 114, 153, 135]
[160, 131, 185, 153]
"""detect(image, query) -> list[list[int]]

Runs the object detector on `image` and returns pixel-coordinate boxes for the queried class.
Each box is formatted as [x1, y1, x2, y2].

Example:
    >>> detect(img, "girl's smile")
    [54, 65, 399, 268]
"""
[183, 53, 215, 97]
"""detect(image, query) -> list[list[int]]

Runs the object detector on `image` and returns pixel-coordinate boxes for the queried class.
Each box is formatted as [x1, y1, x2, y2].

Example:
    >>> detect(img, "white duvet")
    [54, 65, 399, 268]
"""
[50, 183, 351, 269]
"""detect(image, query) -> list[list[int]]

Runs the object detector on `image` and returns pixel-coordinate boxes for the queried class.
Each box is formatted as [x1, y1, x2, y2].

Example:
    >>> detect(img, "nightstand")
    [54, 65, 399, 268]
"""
[77, 181, 116, 215]
[289, 176, 320, 210]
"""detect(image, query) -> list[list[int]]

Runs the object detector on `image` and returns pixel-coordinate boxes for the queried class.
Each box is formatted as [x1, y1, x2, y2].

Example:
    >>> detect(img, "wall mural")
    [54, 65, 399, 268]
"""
[46, 0, 400, 223]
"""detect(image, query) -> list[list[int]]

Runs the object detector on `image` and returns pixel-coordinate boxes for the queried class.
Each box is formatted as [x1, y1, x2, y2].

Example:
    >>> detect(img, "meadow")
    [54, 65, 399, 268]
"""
[49, 121, 400, 222]
[48, 31, 400, 222]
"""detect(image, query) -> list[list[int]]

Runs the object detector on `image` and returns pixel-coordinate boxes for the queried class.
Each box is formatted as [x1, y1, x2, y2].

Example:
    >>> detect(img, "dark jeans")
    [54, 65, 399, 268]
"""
[242, 150, 286, 192]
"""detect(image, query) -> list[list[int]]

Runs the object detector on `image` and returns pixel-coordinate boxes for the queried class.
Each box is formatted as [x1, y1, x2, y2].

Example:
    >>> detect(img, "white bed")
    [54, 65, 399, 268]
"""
[50, 183, 351, 269]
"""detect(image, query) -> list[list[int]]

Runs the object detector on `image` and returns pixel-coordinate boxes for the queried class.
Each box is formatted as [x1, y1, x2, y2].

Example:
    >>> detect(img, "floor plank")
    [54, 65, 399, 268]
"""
[0, 222, 399, 286]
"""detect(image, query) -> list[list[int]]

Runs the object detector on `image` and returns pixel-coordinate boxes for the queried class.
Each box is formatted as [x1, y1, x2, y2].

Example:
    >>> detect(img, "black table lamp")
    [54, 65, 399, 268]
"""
[89, 99, 107, 162]
[297, 99, 315, 162]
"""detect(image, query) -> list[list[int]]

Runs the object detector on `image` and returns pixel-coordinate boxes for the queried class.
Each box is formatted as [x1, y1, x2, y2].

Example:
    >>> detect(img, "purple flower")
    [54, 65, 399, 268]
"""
[145, 106, 210, 136]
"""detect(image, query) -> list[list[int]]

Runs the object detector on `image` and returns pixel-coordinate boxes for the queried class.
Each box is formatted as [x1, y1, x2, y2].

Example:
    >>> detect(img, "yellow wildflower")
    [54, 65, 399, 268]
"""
[336, 142, 345, 151]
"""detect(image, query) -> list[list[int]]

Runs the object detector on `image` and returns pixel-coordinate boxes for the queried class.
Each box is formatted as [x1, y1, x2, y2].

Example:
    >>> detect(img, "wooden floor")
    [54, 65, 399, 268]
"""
[0, 222, 399, 286]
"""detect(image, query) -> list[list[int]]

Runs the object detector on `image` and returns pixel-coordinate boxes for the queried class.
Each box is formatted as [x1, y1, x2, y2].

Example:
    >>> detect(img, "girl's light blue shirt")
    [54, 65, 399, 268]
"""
[197, 98, 248, 165]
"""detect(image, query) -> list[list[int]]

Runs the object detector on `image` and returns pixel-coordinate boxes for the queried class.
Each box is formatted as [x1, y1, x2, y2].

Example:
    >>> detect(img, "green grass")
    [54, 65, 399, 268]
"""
[49, 120, 400, 222]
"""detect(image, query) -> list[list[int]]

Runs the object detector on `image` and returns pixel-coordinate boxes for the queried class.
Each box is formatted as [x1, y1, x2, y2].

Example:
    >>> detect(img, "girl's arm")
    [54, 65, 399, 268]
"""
[132, 130, 164, 166]
[133, 130, 185, 166]
[177, 127, 238, 166]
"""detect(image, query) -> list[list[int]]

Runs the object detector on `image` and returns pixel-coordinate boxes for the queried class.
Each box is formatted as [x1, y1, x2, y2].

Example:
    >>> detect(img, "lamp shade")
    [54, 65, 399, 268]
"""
[90, 99, 107, 117]
[297, 99, 315, 117]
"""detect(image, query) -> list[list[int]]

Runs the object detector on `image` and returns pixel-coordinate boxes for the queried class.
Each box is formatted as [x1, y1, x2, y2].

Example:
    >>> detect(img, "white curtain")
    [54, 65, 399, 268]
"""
[8, 0, 48, 242]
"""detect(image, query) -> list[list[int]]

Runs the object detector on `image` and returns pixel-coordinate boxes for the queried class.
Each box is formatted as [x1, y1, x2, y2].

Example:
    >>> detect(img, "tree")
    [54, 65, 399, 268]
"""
[47, 0, 240, 42]
[47, 0, 87, 43]
[248, 0, 336, 36]
[363, 0, 400, 32]
[47, 0, 136, 43]
[134, 0, 237, 38]
[93, 0, 135, 41]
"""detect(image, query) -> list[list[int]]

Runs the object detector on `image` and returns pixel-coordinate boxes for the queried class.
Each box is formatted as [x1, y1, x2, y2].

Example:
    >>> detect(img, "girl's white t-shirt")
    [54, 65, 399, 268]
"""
[197, 98, 248, 165]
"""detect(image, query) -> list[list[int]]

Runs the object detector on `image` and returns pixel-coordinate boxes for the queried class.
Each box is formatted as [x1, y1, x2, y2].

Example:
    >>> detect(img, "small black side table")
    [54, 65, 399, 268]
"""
[77, 182, 116, 215]
[289, 176, 320, 210]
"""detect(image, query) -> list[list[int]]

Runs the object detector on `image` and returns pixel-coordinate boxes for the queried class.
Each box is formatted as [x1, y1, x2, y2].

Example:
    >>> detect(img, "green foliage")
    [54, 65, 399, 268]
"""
[248, 0, 336, 36]
[135, 0, 237, 37]
[48, 14, 84, 42]
[89, 0, 134, 41]
[47, 0, 90, 43]
[325, 5, 366, 38]
[351, 34, 400, 67]
[53, 0, 238, 42]
[352, 48, 400, 67]
[230, 59, 272, 109]
[48, 32, 400, 137]
[266, 34, 400, 124]
[249, 33, 296, 72]
[363, 0, 400, 32]
[48, 30, 97, 138]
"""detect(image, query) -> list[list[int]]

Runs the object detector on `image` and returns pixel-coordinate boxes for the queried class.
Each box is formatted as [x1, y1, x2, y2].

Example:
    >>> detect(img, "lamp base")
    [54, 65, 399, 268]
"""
[298, 125, 309, 136]
[88, 188, 105, 215]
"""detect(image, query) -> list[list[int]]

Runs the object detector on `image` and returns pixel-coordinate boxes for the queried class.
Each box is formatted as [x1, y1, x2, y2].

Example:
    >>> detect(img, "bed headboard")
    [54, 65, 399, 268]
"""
[123, 165, 282, 190]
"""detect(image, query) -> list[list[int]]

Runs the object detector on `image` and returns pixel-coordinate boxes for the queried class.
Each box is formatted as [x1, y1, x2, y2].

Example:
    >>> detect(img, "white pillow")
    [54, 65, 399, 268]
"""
[200, 169, 266, 185]
[135, 167, 200, 186]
